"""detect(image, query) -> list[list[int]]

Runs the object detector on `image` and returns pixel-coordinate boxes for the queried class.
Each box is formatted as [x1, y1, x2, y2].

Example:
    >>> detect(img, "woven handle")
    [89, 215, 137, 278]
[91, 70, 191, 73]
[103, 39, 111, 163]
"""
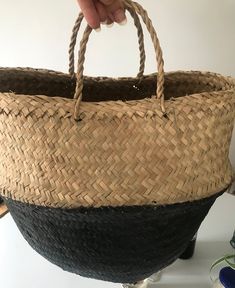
[74, 0, 165, 120]
[69, 6, 146, 78]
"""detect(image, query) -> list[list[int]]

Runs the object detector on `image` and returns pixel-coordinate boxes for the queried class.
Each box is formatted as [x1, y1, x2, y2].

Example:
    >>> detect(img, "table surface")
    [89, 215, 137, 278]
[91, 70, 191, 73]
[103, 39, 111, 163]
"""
[0, 193, 234, 288]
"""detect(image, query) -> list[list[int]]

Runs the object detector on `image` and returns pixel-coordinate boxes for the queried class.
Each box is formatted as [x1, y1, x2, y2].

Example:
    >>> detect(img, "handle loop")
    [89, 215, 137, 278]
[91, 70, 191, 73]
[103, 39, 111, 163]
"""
[69, 6, 146, 78]
[73, 0, 165, 120]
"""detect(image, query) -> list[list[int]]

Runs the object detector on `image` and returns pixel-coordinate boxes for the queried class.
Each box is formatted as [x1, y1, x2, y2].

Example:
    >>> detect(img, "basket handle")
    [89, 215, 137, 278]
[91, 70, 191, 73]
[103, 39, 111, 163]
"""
[73, 0, 165, 120]
[69, 5, 146, 78]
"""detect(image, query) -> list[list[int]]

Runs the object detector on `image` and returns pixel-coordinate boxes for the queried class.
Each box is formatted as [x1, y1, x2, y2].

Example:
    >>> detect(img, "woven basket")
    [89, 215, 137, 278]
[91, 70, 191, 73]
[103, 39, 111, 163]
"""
[1, 0, 235, 284]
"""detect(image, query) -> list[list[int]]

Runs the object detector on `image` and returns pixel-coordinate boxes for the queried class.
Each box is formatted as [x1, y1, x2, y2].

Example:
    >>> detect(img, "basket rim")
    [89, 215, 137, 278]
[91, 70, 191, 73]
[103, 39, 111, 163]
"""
[0, 68, 234, 120]
[1, 67, 235, 83]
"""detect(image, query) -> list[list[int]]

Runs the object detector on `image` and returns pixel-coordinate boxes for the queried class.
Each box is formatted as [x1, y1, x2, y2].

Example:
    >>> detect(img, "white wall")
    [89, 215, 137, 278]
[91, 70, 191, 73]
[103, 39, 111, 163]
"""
[1, 0, 235, 75]
[0, 0, 234, 165]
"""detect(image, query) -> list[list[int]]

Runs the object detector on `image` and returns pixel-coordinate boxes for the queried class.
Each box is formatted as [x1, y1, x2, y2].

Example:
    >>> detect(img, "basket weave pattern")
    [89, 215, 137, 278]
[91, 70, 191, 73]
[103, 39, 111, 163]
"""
[5, 191, 222, 283]
[0, 70, 234, 209]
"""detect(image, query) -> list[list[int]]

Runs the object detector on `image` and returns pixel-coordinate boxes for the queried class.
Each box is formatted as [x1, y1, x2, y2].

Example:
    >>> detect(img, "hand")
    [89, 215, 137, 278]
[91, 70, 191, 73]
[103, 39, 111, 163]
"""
[77, 0, 127, 30]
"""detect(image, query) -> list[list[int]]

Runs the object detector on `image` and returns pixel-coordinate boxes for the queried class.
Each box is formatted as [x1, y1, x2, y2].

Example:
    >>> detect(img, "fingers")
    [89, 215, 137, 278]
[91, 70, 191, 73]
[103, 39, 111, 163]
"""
[100, 0, 115, 4]
[77, 0, 100, 29]
[112, 8, 127, 24]
[100, 0, 126, 24]
[106, 17, 114, 27]
[95, 1, 108, 23]
[77, 0, 126, 29]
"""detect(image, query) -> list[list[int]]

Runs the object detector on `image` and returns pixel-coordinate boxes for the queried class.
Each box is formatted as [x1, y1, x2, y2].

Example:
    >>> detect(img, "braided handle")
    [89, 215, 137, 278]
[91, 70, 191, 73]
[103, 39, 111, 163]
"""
[74, 0, 165, 120]
[69, 6, 146, 78]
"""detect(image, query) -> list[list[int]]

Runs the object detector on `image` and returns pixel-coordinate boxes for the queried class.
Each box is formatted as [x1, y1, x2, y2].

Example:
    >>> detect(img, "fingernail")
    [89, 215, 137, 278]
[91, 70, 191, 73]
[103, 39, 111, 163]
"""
[95, 27, 101, 32]
[107, 22, 114, 28]
[101, 20, 108, 25]
[119, 18, 127, 26]
[113, 9, 126, 24]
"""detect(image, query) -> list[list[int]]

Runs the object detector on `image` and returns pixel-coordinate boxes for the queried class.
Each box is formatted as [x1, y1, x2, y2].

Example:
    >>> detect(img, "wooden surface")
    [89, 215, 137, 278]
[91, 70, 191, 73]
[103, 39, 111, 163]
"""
[0, 204, 8, 218]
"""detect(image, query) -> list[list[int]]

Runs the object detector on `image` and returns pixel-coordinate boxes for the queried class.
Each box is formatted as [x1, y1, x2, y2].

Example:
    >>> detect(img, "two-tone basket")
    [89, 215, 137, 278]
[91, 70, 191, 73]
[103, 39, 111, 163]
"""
[0, 0, 235, 284]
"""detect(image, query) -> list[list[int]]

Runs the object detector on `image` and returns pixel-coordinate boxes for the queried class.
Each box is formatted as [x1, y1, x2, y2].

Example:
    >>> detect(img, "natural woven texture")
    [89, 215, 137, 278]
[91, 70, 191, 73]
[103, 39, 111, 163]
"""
[0, 196, 8, 218]
[4, 191, 222, 283]
[0, 0, 235, 208]
[0, 203, 8, 218]
[0, 68, 234, 208]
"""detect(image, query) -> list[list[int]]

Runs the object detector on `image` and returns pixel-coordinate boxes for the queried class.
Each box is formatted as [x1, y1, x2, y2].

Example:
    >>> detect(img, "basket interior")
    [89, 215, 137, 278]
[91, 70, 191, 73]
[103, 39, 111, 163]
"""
[0, 68, 233, 102]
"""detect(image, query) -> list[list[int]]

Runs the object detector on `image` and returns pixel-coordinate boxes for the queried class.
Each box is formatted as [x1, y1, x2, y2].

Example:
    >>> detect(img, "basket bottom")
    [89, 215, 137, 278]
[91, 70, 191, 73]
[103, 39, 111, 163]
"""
[4, 190, 225, 283]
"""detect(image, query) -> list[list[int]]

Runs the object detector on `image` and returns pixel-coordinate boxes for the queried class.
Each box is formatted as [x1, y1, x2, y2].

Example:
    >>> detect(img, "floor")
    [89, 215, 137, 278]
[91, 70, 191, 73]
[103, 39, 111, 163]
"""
[0, 193, 234, 288]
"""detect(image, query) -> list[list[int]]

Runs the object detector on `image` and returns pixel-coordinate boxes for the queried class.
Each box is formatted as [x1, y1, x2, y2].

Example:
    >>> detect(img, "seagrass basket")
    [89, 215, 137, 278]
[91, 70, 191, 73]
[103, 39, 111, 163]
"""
[1, 0, 235, 284]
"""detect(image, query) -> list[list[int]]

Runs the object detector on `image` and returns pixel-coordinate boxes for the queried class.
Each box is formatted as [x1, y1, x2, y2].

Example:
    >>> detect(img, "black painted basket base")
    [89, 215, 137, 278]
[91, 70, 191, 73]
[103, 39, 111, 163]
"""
[5, 190, 224, 283]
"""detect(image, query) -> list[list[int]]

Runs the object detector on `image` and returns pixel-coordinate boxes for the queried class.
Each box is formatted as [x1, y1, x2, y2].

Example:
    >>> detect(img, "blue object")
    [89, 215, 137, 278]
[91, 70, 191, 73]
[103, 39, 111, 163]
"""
[219, 267, 235, 288]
